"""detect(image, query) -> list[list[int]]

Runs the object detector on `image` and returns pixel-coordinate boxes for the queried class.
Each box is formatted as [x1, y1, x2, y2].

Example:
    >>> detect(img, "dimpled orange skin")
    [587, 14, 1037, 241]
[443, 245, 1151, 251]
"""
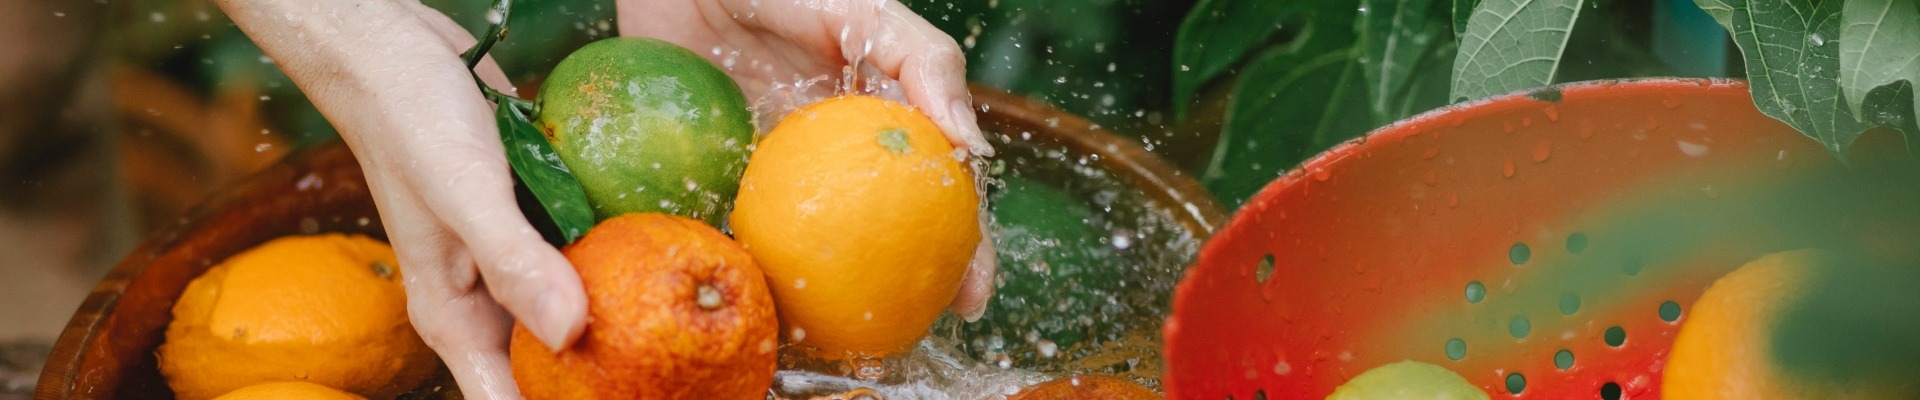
[1009, 375, 1163, 399]
[729, 95, 981, 359]
[157, 234, 437, 400]
[210, 381, 368, 400]
[509, 213, 779, 399]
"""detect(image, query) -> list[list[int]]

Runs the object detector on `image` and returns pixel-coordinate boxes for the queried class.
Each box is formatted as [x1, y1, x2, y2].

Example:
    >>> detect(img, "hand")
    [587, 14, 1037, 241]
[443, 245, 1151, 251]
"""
[618, 0, 1000, 321]
[213, 1, 586, 398]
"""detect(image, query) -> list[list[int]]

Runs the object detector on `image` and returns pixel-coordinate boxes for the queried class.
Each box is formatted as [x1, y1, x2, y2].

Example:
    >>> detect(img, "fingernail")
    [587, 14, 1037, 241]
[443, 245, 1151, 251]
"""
[949, 99, 995, 157]
[960, 237, 996, 323]
[535, 292, 583, 351]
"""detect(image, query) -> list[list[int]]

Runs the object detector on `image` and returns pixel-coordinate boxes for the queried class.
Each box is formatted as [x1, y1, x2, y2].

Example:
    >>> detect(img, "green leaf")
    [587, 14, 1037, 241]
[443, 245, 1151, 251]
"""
[496, 101, 595, 244]
[1452, 0, 1483, 36]
[1840, 0, 1920, 125]
[1450, 0, 1584, 103]
[1202, 46, 1374, 207]
[1724, 0, 1916, 158]
[1360, 0, 1451, 124]
[1172, 0, 1290, 118]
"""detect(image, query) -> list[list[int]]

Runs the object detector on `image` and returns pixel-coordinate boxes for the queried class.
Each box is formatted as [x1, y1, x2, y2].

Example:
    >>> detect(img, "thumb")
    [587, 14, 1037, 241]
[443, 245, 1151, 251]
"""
[461, 216, 590, 351]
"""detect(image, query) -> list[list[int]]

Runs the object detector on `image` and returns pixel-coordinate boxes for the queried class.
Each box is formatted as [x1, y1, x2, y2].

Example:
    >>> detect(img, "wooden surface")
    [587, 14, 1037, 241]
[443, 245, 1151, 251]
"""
[36, 85, 1222, 398]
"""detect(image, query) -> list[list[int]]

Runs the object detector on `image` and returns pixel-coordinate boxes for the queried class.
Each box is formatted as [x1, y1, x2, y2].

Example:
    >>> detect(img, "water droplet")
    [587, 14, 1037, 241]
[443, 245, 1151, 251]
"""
[791, 327, 807, 342]
[1677, 140, 1710, 157]
[1661, 97, 1682, 109]
[1531, 140, 1553, 163]
[1179, 65, 1191, 72]
[1273, 361, 1292, 375]
[150, 12, 166, 22]
[1111, 233, 1133, 250]
[1810, 32, 1825, 46]
[1502, 158, 1515, 178]
[254, 143, 274, 152]
[1311, 167, 1331, 181]
[1543, 106, 1560, 121]
[794, 279, 807, 289]
[1037, 340, 1058, 358]
[485, 9, 504, 24]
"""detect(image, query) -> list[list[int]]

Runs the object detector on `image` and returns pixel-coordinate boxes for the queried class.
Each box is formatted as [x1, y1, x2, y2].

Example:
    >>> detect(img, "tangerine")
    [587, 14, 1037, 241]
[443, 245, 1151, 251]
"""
[509, 213, 779, 399]
[157, 234, 437, 400]
[729, 95, 981, 359]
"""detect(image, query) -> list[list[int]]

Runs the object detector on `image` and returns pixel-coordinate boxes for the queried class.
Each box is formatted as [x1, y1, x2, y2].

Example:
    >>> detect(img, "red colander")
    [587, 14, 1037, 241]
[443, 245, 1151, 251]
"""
[1162, 79, 1920, 399]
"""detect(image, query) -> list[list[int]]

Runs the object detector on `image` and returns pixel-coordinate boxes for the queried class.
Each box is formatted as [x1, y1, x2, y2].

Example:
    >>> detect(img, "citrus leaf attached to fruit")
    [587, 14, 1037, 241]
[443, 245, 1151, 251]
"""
[496, 100, 595, 244]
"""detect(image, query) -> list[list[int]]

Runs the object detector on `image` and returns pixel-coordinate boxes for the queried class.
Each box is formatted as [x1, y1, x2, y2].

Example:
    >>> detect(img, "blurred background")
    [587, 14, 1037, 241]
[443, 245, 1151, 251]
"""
[0, 0, 1729, 396]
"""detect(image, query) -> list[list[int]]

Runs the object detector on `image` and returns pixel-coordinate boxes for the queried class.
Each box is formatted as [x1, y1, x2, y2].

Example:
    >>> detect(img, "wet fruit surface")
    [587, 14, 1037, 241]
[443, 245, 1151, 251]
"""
[509, 213, 778, 399]
[536, 37, 754, 226]
[211, 381, 368, 400]
[157, 234, 436, 400]
[730, 95, 981, 359]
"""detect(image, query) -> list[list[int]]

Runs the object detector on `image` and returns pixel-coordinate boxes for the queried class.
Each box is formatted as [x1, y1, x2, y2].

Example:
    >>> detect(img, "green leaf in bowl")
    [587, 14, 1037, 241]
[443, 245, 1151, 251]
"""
[496, 101, 595, 244]
[1450, 0, 1585, 103]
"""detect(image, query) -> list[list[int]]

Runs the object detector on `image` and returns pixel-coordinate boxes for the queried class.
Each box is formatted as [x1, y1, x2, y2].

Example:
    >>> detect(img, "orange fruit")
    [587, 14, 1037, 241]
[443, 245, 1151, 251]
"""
[729, 95, 981, 359]
[158, 234, 438, 400]
[1009, 375, 1161, 399]
[1664, 250, 1920, 399]
[509, 213, 779, 399]
[211, 381, 367, 400]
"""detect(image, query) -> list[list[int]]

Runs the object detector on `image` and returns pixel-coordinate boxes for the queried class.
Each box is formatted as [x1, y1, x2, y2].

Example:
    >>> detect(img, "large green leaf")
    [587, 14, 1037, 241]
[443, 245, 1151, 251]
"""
[1840, 0, 1920, 126]
[1202, 47, 1374, 207]
[1360, 0, 1452, 124]
[1171, 0, 1289, 118]
[1723, 0, 1916, 158]
[1450, 0, 1584, 103]
[496, 101, 595, 244]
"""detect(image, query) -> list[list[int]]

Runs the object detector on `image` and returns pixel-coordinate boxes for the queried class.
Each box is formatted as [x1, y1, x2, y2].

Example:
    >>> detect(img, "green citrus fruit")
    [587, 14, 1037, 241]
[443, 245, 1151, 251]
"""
[1329, 360, 1487, 400]
[535, 37, 753, 226]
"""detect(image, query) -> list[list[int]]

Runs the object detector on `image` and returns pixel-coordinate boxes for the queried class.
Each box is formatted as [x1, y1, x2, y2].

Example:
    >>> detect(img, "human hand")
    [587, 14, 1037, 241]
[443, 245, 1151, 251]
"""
[617, 0, 1000, 321]
[212, 1, 586, 398]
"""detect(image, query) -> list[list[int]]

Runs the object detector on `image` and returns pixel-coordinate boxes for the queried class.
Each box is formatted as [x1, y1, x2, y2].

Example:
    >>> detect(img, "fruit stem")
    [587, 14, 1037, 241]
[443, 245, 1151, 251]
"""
[459, 0, 512, 71]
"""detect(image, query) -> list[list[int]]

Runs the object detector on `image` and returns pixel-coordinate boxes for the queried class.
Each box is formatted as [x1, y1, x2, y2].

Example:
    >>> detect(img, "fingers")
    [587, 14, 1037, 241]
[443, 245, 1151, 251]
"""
[856, 4, 994, 157]
[406, 143, 588, 352]
[712, 0, 993, 156]
[948, 218, 998, 321]
[380, 195, 524, 399]
[397, 0, 517, 96]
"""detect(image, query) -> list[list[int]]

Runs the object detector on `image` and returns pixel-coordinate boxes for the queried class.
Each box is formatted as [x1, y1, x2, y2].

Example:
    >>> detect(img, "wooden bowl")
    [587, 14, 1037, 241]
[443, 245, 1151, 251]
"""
[36, 85, 1225, 398]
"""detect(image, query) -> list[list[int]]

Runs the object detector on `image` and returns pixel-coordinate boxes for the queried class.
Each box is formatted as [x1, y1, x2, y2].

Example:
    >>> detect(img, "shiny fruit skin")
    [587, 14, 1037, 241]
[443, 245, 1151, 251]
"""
[536, 37, 754, 227]
[158, 234, 437, 400]
[730, 95, 981, 359]
[510, 213, 779, 399]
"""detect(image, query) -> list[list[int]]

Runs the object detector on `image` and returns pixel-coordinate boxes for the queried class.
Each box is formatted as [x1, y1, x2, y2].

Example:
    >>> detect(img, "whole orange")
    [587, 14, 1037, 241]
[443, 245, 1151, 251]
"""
[211, 381, 367, 400]
[157, 234, 438, 400]
[1664, 250, 1920, 399]
[729, 95, 981, 359]
[1009, 375, 1161, 399]
[509, 213, 779, 399]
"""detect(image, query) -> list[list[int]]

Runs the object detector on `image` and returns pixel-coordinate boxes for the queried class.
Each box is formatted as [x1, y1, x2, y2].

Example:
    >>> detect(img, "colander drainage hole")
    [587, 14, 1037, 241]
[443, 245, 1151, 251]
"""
[1554, 349, 1574, 370]
[1566, 232, 1589, 254]
[1659, 300, 1682, 322]
[1600, 382, 1622, 399]
[1509, 316, 1532, 339]
[1254, 389, 1267, 400]
[1466, 281, 1487, 303]
[1446, 338, 1467, 361]
[1560, 292, 1581, 315]
[1255, 254, 1275, 283]
[1506, 372, 1527, 394]
[1622, 257, 1644, 276]
[1604, 326, 1626, 347]
[1510, 243, 1532, 265]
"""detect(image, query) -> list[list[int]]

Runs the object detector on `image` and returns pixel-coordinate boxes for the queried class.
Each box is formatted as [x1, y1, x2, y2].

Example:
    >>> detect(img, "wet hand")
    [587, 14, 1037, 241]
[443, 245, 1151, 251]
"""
[212, 1, 587, 398]
[617, 0, 1000, 322]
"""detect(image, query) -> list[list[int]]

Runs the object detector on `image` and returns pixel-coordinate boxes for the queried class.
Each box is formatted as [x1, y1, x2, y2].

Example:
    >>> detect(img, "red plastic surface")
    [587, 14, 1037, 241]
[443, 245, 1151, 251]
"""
[1163, 79, 1916, 399]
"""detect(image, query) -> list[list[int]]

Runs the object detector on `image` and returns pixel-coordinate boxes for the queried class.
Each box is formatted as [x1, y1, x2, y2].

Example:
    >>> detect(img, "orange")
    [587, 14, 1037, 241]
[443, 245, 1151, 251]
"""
[210, 381, 367, 400]
[1009, 375, 1161, 399]
[729, 95, 981, 359]
[158, 234, 438, 400]
[509, 213, 779, 399]
[1664, 250, 1920, 399]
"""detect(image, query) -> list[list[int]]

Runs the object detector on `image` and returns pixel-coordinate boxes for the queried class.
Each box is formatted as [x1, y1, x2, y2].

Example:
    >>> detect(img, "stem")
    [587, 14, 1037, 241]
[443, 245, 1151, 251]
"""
[460, 0, 513, 70]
